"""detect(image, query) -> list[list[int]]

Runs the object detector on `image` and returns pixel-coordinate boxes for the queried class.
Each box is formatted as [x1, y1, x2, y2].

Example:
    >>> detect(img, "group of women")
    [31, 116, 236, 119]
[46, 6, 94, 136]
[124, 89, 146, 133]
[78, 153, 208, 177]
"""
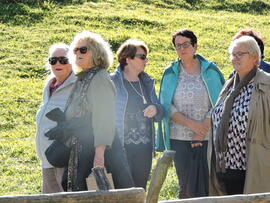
[35, 28, 270, 198]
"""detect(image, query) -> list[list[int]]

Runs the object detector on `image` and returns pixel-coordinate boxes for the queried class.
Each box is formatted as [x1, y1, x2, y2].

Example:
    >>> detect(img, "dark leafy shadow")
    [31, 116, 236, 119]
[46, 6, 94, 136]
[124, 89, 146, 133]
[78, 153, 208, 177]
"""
[138, 0, 270, 13]
[0, 0, 94, 26]
[0, 2, 49, 26]
[211, 0, 270, 14]
[108, 35, 131, 53]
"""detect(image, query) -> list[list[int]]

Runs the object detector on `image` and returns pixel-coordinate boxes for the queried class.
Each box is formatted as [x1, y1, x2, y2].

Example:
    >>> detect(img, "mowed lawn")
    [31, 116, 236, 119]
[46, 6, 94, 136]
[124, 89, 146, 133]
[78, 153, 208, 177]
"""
[0, 0, 270, 200]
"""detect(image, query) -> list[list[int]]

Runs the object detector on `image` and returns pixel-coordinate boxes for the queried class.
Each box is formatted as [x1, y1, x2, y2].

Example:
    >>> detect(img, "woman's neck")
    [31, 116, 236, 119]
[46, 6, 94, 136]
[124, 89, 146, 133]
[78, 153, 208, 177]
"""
[123, 66, 140, 81]
[55, 72, 71, 85]
[181, 57, 200, 74]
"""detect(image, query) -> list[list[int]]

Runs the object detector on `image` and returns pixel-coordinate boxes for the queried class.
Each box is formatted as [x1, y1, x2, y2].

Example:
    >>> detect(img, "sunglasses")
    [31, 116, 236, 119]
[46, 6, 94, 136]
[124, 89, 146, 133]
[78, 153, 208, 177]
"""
[135, 54, 147, 60]
[48, 57, 69, 65]
[73, 46, 88, 54]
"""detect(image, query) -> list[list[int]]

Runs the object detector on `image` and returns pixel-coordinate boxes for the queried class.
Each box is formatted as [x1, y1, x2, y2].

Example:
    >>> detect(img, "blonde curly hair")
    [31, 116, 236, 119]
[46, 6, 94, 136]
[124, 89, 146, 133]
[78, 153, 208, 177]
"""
[69, 31, 113, 73]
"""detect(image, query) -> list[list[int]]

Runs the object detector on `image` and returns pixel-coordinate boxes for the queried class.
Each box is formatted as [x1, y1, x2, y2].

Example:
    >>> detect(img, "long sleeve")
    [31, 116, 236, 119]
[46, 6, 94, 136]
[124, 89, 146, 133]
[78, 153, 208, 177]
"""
[88, 69, 116, 147]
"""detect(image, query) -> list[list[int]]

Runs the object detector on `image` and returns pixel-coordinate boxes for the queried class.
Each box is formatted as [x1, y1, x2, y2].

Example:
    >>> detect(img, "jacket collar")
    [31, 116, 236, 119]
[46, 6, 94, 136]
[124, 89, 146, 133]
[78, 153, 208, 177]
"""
[56, 72, 77, 91]
[43, 72, 76, 102]
[115, 65, 154, 84]
[253, 68, 270, 92]
[166, 53, 212, 74]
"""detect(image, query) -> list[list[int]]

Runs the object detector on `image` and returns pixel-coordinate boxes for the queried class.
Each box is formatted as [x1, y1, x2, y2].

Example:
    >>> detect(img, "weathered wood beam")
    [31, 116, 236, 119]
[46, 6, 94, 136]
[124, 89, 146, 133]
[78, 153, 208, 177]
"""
[146, 150, 176, 203]
[0, 188, 145, 203]
[159, 192, 270, 203]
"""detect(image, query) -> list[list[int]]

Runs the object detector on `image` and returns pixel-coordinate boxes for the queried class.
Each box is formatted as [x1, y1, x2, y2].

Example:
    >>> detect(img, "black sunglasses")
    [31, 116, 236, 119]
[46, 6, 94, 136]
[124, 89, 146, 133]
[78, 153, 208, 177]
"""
[135, 54, 147, 60]
[48, 57, 69, 65]
[73, 46, 88, 54]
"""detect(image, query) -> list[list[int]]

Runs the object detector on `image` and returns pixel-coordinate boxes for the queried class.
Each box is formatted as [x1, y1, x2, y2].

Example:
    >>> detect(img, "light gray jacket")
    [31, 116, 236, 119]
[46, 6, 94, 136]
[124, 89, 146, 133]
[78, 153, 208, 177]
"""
[35, 73, 76, 168]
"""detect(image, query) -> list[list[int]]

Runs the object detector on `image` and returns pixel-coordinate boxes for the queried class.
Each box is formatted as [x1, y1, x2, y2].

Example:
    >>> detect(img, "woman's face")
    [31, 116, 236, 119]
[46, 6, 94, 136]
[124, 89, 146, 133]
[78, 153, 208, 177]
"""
[230, 44, 258, 78]
[126, 47, 148, 73]
[73, 40, 93, 70]
[50, 49, 72, 83]
[174, 35, 197, 60]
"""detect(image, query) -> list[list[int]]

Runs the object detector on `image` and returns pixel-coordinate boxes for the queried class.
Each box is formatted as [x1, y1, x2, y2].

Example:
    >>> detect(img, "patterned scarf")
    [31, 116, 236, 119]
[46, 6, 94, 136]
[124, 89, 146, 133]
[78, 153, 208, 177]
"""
[215, 68, 257, 173]
[65, 68, 100, 191]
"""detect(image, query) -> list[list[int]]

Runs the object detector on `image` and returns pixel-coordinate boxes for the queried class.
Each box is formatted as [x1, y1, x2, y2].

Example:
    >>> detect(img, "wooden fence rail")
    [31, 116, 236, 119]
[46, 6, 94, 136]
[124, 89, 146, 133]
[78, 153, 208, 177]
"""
[159, 192, 270, 203]
[0, 188, 145, 203]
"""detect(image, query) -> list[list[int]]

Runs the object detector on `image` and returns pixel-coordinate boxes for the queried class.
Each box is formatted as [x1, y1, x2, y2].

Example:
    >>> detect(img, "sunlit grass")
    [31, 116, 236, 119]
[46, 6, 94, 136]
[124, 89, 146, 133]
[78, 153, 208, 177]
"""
[1, 0, 270, 200]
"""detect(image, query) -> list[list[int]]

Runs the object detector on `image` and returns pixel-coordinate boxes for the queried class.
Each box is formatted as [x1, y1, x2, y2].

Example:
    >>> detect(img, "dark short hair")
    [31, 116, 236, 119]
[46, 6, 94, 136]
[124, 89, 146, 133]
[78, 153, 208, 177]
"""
[172, 28, 197, 47]
[117, 39, 149, 69]
[233, 29, 264, 59]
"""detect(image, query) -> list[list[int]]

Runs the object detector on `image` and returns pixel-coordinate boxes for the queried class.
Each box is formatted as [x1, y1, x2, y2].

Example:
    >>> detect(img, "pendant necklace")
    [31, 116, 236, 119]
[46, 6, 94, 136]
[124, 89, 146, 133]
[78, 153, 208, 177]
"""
[128, 79, 147, 104]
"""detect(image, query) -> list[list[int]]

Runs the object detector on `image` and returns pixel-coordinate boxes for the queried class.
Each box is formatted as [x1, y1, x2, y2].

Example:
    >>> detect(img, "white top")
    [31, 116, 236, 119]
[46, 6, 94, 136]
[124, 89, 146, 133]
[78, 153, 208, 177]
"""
[170, 64, 212, 141]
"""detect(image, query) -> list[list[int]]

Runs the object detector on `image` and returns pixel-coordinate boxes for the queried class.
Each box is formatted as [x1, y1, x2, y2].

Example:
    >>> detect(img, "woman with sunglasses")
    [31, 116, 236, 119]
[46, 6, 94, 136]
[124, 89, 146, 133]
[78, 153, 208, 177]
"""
[156, 29, 224, 198]
[110, 39, 164, 189]
[53, 30, 118, 191]
[36, 43, 76, 193]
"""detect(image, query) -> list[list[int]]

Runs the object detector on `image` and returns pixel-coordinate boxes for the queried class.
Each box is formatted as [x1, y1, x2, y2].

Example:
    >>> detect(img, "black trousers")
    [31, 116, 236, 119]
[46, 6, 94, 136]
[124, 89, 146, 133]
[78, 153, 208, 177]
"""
[125, 143, 152, 189]
[217, 169, 246, 195]
[171, 139, 209, 199]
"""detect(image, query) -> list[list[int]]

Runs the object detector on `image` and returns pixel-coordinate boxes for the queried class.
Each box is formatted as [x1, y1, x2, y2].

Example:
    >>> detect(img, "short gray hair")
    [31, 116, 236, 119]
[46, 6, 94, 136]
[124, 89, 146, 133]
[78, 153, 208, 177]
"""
[69, 31, 113, 73]
[45, 43, 69, 71]
[229, 35, 261, 65]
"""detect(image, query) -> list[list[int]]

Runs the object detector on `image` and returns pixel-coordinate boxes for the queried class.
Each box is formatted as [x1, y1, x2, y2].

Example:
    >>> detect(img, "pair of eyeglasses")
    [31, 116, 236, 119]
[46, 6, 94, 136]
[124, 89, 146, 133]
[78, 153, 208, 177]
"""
[230, 52, 250, 59]
[175, 41, 192, 50]
[73, 46, 88, 54]
[48, 57, 69, 65]
[135, 54, 147, 60]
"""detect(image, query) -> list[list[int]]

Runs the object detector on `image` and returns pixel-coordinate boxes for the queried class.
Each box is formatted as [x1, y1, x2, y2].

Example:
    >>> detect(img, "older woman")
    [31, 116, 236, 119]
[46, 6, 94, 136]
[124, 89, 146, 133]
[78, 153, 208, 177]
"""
[110, 39, 163, 189]
[229, 29, 270, 78]
[57, 31, 116, 191]
[210, 36, 270, 195]
[156, 29, 224, 198]
[36, 43, 76, 193]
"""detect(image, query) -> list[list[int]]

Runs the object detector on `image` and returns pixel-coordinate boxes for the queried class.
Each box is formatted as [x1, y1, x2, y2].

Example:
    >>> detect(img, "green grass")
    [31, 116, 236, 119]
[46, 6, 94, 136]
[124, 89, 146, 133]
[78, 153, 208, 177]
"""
[1, 0, 270, 200]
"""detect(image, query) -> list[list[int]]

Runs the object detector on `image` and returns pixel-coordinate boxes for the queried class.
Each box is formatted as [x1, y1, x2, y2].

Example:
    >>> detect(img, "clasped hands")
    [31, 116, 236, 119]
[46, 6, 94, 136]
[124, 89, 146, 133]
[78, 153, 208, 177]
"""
[189, 118, 211, 148]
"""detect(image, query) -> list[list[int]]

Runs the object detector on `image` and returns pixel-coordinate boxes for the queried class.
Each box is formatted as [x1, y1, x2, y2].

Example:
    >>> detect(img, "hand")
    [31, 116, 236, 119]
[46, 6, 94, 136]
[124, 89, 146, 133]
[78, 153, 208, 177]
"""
[143, 105, 157, 118]
[191, 134, 203, 148]
[188, 118, 211, 138]
[93, 145, 106, 168]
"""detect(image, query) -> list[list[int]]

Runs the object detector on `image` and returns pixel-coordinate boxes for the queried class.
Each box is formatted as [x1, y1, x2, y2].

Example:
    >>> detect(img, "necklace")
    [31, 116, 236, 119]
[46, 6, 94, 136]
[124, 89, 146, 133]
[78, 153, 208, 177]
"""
[127, 79, 147, 104]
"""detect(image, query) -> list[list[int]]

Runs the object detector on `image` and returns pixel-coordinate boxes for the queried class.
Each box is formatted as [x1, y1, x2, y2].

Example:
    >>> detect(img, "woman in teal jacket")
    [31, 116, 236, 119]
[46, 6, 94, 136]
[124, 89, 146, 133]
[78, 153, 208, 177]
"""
[156, 29, 224, 199]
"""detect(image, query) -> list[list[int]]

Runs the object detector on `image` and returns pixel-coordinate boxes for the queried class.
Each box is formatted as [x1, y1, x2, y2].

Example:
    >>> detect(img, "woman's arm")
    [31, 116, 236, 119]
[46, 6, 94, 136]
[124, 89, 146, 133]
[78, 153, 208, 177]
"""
[149, 85, 164, 121]
[89, 71, 116, 168]
[93, 145, 106, 167]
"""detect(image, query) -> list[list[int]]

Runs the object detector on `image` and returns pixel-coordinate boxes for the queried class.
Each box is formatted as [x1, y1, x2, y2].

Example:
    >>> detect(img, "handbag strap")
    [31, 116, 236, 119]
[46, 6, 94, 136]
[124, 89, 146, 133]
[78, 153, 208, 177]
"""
[65, 67, 100, 192]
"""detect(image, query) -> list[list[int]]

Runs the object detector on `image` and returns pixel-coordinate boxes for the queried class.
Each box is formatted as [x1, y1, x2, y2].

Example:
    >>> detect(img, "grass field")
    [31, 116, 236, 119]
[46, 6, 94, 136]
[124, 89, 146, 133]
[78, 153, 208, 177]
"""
[1, 0, 270, 200]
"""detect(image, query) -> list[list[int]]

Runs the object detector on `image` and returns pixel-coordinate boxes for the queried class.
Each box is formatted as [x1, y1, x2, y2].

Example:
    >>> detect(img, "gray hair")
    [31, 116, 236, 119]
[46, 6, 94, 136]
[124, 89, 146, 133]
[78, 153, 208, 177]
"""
[229, 35, 261, 65]
[45, 43, 69, 71]
[69, 31, 113, 73]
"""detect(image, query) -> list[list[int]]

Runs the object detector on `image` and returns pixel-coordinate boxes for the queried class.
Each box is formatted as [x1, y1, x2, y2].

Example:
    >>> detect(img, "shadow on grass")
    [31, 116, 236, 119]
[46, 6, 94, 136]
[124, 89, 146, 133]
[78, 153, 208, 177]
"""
[0, 2, 48, 26]
[0, 0, 90, 26]
[141, 0, 270, 14]
[211, 0, 270, 14]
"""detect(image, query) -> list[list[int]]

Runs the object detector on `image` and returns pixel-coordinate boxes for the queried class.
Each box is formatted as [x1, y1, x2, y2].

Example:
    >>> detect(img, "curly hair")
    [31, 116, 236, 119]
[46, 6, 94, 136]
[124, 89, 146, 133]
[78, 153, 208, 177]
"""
[69, 31, 113, 73]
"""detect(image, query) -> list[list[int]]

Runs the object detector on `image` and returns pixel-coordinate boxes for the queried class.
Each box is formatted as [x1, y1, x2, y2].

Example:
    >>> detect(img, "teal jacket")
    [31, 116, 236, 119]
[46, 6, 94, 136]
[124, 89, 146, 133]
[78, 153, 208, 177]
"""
[156, 54, 225, 152]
